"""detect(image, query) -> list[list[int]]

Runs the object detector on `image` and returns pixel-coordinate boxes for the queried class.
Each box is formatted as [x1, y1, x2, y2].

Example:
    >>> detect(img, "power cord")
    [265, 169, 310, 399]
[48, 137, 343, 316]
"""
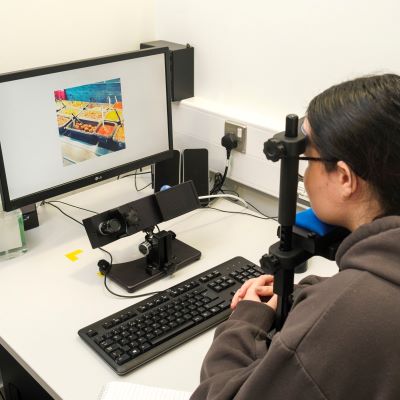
[199, 194, 248, 209]
[42, 200, 163, 299]
[205, 206, 277, 221]
[118, 171, 151, 180]
[210, 133, 238, 195]
[199, 192, 278, 221]
[43, 200, 98, 214]
[134, 169, 152, 191]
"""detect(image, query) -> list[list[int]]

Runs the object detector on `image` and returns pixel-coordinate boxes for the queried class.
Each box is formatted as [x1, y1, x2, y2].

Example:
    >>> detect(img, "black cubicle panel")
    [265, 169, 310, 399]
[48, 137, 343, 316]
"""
[0, 344, 54, 400]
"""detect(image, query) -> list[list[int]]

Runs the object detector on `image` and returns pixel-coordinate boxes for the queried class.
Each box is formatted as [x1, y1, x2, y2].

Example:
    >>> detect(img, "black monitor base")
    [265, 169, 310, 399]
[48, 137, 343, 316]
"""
[107, 237, 201, 292]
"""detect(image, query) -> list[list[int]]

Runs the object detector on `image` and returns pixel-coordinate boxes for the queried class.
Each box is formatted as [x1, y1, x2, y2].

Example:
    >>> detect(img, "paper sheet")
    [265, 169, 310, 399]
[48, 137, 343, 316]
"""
[99, 382, 191, 400]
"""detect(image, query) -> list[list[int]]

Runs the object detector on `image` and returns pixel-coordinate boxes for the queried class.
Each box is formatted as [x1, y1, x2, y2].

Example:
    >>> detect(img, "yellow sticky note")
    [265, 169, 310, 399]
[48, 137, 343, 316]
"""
[65, 249, 83, 262]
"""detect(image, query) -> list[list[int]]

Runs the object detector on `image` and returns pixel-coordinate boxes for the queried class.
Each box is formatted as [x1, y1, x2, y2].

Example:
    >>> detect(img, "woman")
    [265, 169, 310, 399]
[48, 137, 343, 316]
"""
[190, 74, 400, 400]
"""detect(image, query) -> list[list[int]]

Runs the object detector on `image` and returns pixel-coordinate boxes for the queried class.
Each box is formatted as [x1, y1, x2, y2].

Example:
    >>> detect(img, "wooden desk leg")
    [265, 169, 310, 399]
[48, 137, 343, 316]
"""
[0, 344, 54, 400]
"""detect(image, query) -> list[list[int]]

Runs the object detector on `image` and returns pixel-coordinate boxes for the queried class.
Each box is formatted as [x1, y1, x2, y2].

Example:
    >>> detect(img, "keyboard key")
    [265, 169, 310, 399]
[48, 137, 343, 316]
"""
[140, 342, 152, 352]
[205, 299, 223, 309]
[201, 311, 212, 319]
[105, 344, 119, 353]
[102, 321, 114, 330]
[99, 339, 114, 348]
[116, 353, 131, 365]
[151, 320, 195, 347]
[86, 329, 97, 337]
[193, 315, 204, 323]
[111, 349, 124, 359]
[129, 348, 141, 358]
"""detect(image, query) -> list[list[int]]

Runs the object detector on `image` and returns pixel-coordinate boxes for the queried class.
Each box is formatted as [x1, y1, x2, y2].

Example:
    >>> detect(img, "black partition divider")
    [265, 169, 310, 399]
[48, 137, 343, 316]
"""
[0, 344, 54, 400]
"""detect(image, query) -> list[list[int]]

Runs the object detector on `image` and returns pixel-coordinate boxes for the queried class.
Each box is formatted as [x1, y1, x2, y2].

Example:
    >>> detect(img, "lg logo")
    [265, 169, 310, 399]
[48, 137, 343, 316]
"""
[94, 175, 103, 181]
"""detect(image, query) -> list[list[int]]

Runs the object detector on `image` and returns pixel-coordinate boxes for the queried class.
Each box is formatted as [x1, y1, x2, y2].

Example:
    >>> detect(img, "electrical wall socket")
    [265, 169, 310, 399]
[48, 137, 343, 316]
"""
[224, 121, 247, 154]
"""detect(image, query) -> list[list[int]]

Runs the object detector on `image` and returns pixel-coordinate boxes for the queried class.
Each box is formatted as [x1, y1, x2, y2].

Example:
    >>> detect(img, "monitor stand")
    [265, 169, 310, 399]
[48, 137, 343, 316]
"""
[107, 230, 201, 293]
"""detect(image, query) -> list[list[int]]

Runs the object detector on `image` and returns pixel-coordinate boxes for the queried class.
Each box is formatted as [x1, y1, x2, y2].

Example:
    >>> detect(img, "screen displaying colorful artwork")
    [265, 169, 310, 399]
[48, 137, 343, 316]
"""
[54, 78, 126, 166]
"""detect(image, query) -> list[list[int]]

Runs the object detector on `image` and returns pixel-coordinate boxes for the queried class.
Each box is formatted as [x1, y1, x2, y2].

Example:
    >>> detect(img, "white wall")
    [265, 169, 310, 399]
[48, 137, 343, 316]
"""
[0, 0, 156, 74]
[155, 0, 400, 122]
[154, 0, 400, 200]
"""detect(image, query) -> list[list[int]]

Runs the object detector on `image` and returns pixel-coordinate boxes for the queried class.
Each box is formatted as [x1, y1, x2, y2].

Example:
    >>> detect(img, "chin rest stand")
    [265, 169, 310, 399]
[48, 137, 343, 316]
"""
[260, 114, 349, 333]
[105, 228, 201, 293]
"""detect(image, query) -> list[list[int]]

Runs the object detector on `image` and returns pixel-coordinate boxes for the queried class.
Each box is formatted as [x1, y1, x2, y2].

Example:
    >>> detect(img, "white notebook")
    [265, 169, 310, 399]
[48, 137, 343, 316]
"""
[99, 382, 192, 400]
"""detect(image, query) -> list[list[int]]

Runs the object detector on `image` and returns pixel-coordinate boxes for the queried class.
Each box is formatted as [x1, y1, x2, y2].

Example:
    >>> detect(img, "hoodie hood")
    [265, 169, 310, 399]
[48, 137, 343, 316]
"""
[336, 215, 400, 285]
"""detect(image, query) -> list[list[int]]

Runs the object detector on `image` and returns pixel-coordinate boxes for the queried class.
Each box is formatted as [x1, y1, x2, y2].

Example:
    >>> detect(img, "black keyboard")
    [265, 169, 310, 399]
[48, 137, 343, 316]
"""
[78, 256, 263, 375]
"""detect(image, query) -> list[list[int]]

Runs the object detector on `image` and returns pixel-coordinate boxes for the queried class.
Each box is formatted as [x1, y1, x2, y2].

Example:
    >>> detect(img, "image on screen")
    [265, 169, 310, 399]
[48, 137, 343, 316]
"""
[54, 78, 126, 166]
[0, 49, 171, 210]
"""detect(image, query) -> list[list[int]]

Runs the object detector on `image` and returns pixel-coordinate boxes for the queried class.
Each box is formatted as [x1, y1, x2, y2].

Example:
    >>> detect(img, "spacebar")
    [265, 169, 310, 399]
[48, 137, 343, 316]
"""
[150, 320, 196, 347]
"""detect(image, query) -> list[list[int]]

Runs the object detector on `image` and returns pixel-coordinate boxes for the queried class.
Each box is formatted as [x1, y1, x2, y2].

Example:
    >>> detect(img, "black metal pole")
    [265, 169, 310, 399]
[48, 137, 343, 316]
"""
[262, 114, 306, 331]
[275, 115, 300, 330]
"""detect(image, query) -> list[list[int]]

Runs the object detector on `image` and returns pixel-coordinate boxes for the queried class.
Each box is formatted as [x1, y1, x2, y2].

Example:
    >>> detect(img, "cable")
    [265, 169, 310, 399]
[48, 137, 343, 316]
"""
[45, 200, 98, 214]
[134, 170, 152, 191]
[121, 171, 152, 178]
[137, 182, 152, 191]
[43, 201, 84, 226]
[0, 387, 5, 400]
[205, 206, 277, 221]
[210, 132, 239, 195]
[104, 274, 163, 299]
[220, 188, 240, 197]
[210, 160, 230, 195]
[199, 193, 249, 209]
[209, 187, 278, 221]
[245, 200, 277, 220]
[44, 200, 164, 299]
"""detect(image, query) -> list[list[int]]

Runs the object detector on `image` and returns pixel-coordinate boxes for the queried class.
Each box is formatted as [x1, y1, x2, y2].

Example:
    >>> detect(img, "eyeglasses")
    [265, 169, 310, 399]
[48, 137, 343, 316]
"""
[297, 156, 337, 182]
[298, 156, 334, 162]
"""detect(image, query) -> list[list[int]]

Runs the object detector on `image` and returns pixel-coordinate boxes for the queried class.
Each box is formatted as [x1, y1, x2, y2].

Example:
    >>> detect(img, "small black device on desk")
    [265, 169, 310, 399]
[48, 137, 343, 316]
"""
[78, 256, 262, 374]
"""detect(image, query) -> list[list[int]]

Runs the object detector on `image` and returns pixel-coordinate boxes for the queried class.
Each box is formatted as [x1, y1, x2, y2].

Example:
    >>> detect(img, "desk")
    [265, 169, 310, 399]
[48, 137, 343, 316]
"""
[0, 177, 337, 399]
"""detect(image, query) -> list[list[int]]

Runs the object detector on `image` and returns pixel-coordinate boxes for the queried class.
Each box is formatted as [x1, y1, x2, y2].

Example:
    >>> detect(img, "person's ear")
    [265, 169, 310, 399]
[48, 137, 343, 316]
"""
[336, 161, 357, 199]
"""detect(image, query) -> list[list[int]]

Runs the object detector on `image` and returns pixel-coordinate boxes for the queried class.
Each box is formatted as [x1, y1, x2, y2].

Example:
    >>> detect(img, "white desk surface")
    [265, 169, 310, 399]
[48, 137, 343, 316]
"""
[0, 177, 337, 399]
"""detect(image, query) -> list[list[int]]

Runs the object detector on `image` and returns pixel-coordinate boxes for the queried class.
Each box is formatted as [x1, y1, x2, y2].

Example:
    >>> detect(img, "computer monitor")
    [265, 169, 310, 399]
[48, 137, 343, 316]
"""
[0, 47, 173, 211]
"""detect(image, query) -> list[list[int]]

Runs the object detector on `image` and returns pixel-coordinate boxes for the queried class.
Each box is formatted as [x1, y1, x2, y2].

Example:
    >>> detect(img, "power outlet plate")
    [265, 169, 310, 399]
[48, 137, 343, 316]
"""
[224, 121, 247, 154]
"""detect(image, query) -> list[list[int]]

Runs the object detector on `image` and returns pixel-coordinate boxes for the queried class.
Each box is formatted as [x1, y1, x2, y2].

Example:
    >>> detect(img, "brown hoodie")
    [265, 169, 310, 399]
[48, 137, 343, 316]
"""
[190, 216, 400, 400]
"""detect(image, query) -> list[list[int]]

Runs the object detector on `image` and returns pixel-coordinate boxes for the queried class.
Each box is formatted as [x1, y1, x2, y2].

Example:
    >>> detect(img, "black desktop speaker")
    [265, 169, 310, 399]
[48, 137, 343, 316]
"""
[153, 149, 181, 192]
[140, 40, 194, 101]
[182, 148, 209, 206]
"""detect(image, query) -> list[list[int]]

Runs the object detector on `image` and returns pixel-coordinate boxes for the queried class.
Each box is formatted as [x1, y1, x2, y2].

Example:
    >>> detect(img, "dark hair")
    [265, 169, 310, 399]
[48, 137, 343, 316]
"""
[307, 74, 400, 216]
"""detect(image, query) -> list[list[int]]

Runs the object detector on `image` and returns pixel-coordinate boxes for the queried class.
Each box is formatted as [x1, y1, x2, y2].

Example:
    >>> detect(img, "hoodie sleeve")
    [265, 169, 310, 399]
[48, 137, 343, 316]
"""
[189, 300, 275, 400]
[190, 291, 328, 400]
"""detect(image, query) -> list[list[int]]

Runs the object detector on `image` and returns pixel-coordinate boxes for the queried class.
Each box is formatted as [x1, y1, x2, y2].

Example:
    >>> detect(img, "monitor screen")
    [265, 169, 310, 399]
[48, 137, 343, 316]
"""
[0, 47, 173, 211]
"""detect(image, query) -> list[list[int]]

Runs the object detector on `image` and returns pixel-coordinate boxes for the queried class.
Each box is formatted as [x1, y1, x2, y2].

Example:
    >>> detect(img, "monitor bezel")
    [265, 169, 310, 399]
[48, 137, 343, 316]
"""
[0, 47, 174, 211]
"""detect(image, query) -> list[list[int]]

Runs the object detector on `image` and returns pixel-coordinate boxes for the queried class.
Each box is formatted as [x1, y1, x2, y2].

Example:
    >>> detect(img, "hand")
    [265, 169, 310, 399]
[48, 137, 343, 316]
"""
[231, 275, 277, 311]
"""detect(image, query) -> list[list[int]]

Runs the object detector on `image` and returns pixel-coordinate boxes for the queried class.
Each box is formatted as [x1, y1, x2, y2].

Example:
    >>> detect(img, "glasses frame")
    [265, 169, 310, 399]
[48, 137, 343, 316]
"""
[297, 156, 337, 182]
[298, 156, 336, 162]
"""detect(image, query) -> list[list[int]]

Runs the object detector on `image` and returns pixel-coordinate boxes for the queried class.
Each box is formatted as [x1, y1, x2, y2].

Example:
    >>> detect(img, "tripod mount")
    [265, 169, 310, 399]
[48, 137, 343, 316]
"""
[105, 227, 200, 292]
